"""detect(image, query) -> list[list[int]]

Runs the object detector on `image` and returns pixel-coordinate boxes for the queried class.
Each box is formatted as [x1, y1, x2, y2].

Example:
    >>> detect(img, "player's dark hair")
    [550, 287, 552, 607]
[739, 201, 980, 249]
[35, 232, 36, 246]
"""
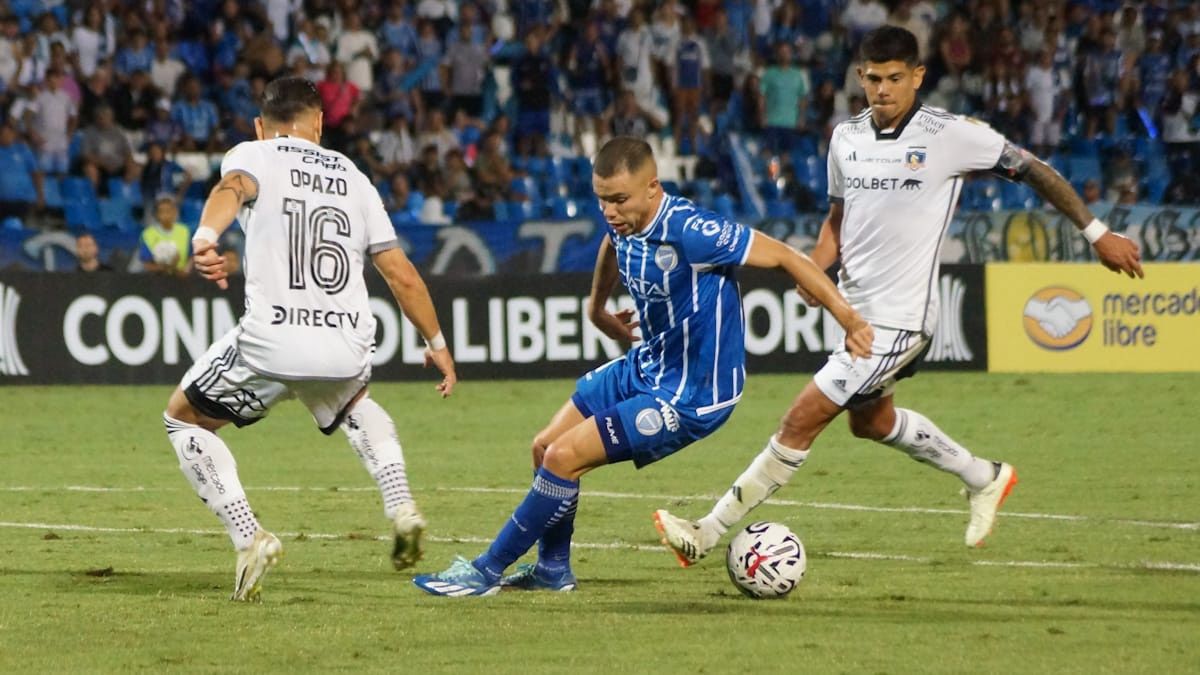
[593, 136, 655, 177]
[859, 26, 920, 67]
[260, 77, 322, 123]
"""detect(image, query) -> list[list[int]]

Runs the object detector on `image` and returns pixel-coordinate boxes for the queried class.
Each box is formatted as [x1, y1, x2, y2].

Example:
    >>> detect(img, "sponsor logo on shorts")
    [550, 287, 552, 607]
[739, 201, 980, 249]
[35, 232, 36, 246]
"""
[1023, 286, 1093, 350]
[654, 245, 678, 272]
[604, 416, 620, 445]
[635, 408, 664, 436]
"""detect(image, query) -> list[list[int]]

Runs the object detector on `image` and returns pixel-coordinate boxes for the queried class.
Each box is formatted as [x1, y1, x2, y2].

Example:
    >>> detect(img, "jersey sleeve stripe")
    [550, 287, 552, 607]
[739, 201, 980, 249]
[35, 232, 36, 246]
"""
[738, 230, 755, 265]
[367, 239, 400, 255]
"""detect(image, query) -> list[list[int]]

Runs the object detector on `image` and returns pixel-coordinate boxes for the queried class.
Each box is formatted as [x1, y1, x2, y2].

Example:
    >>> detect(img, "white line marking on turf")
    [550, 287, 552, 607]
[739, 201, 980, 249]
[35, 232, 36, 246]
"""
[2, 484, 1198, 531]
[0, 520, 1196, 575]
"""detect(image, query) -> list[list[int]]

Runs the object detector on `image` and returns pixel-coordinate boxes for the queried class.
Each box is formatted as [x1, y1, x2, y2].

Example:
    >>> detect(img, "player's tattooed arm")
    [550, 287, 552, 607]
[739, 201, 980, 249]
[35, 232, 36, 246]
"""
[1015, 154, 1094, 229]
[197, 171, 260, 242]
[587, 237, 640, 344]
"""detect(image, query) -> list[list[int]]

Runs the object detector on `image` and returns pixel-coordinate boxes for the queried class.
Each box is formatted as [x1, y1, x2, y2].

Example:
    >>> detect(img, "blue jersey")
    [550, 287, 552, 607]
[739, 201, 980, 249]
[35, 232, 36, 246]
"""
[611, 193, 754, 414]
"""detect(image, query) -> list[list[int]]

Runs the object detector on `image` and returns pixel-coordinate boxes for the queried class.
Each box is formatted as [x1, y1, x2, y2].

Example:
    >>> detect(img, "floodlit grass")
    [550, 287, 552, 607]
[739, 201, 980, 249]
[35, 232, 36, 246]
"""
[1, 374, 1196, 673]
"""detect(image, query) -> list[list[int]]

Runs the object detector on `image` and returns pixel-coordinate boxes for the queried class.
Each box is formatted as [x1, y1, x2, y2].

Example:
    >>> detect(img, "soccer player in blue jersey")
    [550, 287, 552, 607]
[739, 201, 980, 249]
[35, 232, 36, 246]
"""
[412, 137, 874, 596]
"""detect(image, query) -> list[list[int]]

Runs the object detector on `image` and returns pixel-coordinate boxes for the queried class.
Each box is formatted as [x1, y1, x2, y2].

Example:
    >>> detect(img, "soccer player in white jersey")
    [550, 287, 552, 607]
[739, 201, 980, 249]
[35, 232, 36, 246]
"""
[411, 137, 874, 596]
[654, 26, 1144, 564]
[163, 77, 458, 601]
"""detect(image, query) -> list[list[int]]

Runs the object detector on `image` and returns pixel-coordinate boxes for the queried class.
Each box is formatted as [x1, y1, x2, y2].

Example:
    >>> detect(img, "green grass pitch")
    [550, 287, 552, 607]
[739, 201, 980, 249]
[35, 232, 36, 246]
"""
[1, 373, 1197, 673]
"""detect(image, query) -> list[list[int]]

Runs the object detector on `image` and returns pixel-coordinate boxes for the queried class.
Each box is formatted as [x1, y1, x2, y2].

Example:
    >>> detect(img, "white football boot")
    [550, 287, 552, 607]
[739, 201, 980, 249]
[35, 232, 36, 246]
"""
[231, 529, 282, 602]
[964, 462, 1018, 547]
[391, 502, 427, 570]
[653, 510, 716, 567]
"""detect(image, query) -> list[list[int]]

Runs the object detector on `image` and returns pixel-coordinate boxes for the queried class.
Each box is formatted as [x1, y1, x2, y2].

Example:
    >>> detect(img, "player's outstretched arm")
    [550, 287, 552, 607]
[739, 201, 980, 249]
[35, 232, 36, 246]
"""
[795, 201, 843, 306]
[586, 236, 640, 344]
[1000, 146, 1143, 278]
[373, 247, 457, 397]
[192, 171, 259, 290]
[744, 233, 873, 359]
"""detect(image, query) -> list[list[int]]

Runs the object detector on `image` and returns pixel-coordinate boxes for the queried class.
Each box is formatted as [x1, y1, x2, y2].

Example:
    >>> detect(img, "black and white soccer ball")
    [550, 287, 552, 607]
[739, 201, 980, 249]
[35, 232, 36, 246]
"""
[726, 521, 806, 599]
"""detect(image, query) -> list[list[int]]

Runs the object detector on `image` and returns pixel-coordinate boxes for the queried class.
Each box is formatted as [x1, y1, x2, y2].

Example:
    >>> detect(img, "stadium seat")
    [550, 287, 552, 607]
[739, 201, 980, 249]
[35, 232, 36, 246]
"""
[61, 176, 97, 204]
[64, 201, 102, 231]
[1001, 181, 1039, 210]
[712, 193, 737, 220]
[180, 199, 205, 228]
[98, 198, 136, 231]
[510, 176, 540, 203]
[661, 180, 680, 195]
[766, 199, 796, 218]
[1067, 156, 1103, 189]
[1, 216, 25, 231]
[548, 196, 577, 219]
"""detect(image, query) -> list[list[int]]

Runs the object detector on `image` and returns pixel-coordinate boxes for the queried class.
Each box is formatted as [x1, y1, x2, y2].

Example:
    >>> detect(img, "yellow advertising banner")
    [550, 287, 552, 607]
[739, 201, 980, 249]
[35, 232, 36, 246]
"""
[987, 263, 1200, 372]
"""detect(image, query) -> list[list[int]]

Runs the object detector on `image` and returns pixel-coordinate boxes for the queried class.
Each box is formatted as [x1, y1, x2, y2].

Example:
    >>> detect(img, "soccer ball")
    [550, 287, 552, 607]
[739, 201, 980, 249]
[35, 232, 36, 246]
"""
[152, 240, 180, 266]
[726, 521, 806, 599]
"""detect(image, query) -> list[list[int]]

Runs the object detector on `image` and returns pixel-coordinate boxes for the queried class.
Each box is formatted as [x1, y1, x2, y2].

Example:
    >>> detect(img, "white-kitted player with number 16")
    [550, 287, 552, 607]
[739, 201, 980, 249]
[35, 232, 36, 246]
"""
[162, 77, 457, 602]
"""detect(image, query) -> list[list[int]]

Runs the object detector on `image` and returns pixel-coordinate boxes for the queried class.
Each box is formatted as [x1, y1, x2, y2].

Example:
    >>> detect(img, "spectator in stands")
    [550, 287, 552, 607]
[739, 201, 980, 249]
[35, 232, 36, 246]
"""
[1116, 4, 1145, 57]
[377, 113, 417, 177]
[1025, 49, 1065, 156]
[887, 0, 931, 62]
[380, 1, 420, 59]
[568, 21, 611, 147]
[347, 134, 388, 183]
[287, 19, 332, 82]
[417, 109, 459, 162]
[79, 105, 138, 194]
[616, 11, 658, 113]
[0, 16, 20, 86]
[139, 141, 191, 216]
[705, 10, 737, 110]
[738, 72, 766, 135]
[140, 195, 191, 277]
[33, 12, 69, 65]
[938, 13, 972, 79]
[648, 2, 680, 97]
[145, 97, 181, 150]
[317, 61, 361, 134]
[1138, 32, 1171, 117]
[75, 232, 112, 272]
[115, 28, 154, 80]
[1161, 68, 1200, 171]
[77, 66, 113, 126]
[512, 27, 553, 141]
[608, 89, 654, 138]
[441, 147, 473, 200]
[417, 173, 450, 225]
[473, 131, 515, 199]
[1081, 178, 1102, 205]
[411, 144, 443, 196]
[387, 173, 423, 226]
[0, 121, 44, 220]
[415, 19, 445, 112]
[1082, 28, 1125, 138]
[30, 68, 77, 177]
[761, 42, 808, 154]
[442, 19, 489, 120]
[841, 0, 888, 42]
[150, 39, 186, 98]
[375, 48, 417, 122]
[336, 10, 378, 93]
[71, 6, 114, 79]
[111, 69, 155, 132]
[672, 17, 708, 156]
[456, 185, 496, 222]
[171, 76, 221, 152]
[14, 33, 46, 88]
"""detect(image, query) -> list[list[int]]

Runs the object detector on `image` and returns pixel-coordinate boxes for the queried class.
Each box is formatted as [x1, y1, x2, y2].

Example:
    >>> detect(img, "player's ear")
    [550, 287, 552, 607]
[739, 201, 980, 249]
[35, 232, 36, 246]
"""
[647, 176, 660, 198]
[314, 110, 324, 143]
[253, 117, 265, 141]
[912, 64, 926, 90]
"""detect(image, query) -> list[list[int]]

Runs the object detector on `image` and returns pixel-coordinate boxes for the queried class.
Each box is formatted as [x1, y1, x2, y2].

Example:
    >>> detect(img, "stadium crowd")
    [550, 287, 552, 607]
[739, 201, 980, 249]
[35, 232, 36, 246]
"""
[0, 0, 1198, 248]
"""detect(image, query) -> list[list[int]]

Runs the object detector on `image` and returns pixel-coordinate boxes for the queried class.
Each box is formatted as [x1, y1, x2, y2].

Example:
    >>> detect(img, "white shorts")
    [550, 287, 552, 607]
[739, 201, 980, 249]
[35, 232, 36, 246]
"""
[181, 329, 370, 434]
[813, 327, 929, 408]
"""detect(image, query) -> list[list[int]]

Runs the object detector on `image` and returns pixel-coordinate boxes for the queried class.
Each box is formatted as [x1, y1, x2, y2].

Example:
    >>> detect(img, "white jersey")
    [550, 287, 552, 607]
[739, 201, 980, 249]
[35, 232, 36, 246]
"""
[828, 103, 1006, 333]
[222, 136, 399, 380]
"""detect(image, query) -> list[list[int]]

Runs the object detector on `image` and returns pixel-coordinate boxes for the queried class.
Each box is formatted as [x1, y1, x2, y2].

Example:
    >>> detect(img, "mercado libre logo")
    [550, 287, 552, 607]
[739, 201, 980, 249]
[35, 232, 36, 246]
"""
[1022, 286, 1093, 351]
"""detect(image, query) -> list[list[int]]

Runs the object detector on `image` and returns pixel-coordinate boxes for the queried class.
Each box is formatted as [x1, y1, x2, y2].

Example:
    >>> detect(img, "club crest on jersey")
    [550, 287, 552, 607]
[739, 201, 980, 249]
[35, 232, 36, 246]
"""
[635, 408, 664, 436]
[905, 149, 927, 171]
[654, 245, 678, 272]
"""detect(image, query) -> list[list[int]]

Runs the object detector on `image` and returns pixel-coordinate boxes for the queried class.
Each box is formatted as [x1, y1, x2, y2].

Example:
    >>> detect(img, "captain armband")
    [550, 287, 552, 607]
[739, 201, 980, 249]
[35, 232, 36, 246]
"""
[988, 142, 1036, 182]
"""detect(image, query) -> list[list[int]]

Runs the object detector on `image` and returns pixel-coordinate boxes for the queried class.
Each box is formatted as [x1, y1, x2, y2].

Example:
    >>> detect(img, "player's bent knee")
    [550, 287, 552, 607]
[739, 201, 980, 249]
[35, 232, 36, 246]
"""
[848, 414, 890, 440]
[541, 442, 585, 478]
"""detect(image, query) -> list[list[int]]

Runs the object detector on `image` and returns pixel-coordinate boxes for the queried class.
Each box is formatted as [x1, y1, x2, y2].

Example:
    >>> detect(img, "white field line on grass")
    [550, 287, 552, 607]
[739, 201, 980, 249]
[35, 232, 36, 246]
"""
[0, 519, 1197, 574]
[2, 484, 1198, 531]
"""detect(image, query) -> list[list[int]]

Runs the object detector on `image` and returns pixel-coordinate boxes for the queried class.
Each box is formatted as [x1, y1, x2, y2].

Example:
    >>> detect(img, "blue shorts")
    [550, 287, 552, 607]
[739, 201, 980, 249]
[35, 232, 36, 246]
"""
[570, 353, 735, 469]
[573, 88, 605, 117]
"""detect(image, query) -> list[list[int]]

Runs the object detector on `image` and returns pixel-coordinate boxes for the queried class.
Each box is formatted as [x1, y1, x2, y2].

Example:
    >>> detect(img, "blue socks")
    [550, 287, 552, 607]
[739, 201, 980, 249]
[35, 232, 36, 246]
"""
[473, 466, 580, 583]
[537, 489, 578, 573]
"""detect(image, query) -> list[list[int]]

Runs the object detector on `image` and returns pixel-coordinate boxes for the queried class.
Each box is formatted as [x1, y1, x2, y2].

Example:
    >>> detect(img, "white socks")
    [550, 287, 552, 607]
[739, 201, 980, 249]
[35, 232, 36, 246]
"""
[699, 435, 809, 542]
[341, 396, 413, 518]
[883, 408, 995, 490]
[163, 413, 260, 550]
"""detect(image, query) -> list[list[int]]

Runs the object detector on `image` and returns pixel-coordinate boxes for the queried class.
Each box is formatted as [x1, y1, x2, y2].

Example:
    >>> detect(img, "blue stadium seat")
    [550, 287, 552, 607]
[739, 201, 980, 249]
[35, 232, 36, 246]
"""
[1067, 156, 1103, 186]
[65, 201, 102, 231]
[548, 196, 577, 219]
[510, 176, 540, 203]
[2, 216, 25, 231]
[98, 198, 135, 231]
[61, 176, 97, 204]
[1001, 181, 1039, 210]
[661, 180, 681, 195]
[180, 199, 204, 228]
[712, 193, 736, 220]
